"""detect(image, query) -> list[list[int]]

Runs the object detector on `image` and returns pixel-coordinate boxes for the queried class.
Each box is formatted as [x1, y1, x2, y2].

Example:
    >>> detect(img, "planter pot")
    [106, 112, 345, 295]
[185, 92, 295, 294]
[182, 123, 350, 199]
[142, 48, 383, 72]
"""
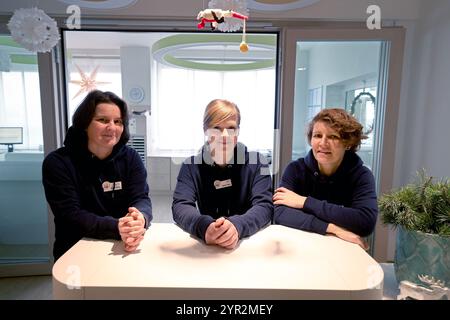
[395, 226, 450, 285]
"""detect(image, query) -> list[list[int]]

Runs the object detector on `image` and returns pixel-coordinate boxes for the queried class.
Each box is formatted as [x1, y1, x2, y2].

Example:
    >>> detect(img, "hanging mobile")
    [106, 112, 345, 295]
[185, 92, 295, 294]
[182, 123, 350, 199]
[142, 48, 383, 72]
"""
[239, 18, 248, 53]
[196, 8, 249, 53]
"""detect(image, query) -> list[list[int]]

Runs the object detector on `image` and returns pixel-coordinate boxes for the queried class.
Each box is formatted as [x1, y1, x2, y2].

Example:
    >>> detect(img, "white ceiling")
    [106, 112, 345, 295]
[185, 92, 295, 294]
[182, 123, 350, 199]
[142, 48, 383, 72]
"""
[0, 0, 422, 20]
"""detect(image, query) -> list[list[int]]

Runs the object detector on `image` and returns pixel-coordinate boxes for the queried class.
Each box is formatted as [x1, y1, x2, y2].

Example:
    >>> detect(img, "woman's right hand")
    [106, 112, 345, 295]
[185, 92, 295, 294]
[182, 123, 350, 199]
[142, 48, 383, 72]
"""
[273, 187, 306, 209]
[326, 223, 369, 250]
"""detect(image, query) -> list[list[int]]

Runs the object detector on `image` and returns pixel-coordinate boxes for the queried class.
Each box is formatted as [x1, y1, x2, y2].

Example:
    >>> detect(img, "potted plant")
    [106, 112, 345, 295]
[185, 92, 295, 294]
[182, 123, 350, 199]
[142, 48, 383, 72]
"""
[378, 170, 450, 285]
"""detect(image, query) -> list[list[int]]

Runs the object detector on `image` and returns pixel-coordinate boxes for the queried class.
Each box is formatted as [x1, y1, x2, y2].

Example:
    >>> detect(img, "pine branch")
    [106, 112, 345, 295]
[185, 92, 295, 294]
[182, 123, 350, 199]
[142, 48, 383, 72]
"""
[379, 170, 450, 236]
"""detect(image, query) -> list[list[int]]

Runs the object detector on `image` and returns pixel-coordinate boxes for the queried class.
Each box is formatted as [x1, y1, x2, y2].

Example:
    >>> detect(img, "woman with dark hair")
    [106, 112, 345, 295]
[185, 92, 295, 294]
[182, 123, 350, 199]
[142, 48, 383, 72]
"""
[273, 108, 377, 249]
[43, 90, 152, 260]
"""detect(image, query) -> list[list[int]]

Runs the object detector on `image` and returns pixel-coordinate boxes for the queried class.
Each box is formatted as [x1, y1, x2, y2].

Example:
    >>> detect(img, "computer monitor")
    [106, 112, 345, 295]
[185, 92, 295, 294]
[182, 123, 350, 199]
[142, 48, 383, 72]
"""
[0, 127, 23, 152]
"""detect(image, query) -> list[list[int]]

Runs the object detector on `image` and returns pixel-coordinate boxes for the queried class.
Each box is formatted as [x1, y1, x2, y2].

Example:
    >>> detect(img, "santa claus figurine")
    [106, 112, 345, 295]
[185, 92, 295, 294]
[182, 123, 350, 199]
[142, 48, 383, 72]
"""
[197, 9, 249, 53]
[197, 9, 248, 30]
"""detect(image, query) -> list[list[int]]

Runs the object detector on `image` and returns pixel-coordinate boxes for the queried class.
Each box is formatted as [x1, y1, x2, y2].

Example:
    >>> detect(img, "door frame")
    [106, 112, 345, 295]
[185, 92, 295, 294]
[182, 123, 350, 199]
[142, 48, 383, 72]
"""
[277, 26, 405, 261]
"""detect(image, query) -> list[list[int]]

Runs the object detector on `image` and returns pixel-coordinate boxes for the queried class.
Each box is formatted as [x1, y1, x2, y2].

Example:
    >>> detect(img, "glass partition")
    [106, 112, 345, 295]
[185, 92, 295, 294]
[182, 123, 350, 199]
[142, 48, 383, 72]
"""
[0, 35, 49, 266]
[291, 41, 382, 170]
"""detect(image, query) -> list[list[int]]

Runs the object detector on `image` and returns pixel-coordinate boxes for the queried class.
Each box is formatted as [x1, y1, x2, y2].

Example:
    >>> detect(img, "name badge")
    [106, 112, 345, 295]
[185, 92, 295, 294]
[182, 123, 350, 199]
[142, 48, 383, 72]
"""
[214, 179, 232, 190]
[102, 181, 123, 192]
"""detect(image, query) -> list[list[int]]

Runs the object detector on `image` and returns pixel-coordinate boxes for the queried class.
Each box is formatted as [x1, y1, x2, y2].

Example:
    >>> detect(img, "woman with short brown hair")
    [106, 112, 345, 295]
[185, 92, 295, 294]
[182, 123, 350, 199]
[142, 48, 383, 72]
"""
[273, 108, 377, 250]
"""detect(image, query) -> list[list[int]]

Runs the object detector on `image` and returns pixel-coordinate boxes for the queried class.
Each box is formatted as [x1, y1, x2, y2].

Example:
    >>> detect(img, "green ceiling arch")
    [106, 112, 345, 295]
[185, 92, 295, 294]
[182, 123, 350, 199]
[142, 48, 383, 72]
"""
[152, 34, 276, 71]
[0, 36, 22, 48]
[10, 55, 37, 65]
[0, 36, 37, 65]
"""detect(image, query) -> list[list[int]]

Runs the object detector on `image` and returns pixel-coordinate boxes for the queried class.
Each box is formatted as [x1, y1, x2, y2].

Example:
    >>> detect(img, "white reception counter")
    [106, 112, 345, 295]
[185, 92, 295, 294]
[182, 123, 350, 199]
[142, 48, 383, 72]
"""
[53, 223, 383, 299]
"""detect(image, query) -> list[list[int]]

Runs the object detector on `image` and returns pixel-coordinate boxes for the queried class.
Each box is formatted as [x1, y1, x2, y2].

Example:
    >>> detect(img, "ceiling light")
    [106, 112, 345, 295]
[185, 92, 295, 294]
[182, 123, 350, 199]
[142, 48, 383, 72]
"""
[247, 0, 320, 11]
[152, 34, 276, 71]
[57, 0, 138, 9]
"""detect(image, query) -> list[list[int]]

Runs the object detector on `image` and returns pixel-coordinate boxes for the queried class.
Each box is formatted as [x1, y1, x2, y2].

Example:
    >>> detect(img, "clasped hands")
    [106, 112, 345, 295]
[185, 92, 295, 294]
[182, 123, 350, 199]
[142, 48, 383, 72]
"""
[118, 207, 146, 252]
[205, 217, 239, 250]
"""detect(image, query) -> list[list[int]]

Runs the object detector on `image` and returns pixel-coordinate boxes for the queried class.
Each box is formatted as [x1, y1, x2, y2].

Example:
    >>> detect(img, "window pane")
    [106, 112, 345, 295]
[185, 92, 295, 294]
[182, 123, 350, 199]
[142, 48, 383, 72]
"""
[66, 61, 122, 126]
[0, 38, 49, 264]
[292, 41, 381, 168]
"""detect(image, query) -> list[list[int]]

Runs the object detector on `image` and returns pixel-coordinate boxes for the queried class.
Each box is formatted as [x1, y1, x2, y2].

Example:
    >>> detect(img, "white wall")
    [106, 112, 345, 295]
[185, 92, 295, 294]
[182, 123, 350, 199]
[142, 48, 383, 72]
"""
[382, 0, 450, 261]
[307, 42, 380, 89]
[395, 0, 450, 187]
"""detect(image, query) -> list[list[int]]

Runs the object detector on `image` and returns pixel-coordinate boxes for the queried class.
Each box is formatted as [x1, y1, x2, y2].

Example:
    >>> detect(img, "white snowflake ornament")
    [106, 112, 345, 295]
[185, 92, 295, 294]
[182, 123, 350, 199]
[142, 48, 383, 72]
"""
[7, 7, 60, 53]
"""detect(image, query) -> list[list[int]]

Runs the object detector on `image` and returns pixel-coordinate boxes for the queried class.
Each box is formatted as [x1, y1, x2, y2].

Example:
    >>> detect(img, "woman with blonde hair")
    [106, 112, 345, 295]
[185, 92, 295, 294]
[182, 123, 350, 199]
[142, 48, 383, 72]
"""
[172, 99, 273, 249]
[273, 108, 377, 250]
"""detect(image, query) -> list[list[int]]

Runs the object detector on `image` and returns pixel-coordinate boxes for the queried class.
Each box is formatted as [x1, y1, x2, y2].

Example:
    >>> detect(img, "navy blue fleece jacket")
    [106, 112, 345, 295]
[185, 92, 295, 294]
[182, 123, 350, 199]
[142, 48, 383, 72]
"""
[274, 150, 378, 237]
[172, 142, 273, 241]
[42, 127, 152, 260]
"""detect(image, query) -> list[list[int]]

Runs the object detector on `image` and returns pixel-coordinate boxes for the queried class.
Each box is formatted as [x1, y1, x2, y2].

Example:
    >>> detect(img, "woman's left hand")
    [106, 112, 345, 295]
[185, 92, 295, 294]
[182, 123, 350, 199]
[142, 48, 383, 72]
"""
[326, 223, 369, 251]
[273, 187, 307, 209]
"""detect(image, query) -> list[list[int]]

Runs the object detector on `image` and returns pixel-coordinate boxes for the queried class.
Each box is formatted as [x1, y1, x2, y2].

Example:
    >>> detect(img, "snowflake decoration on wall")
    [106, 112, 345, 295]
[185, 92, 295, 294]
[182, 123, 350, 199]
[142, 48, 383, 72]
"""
[7, 7, 60, 53]
[208, 0, 249, 32]
[69, 64, 111, 99]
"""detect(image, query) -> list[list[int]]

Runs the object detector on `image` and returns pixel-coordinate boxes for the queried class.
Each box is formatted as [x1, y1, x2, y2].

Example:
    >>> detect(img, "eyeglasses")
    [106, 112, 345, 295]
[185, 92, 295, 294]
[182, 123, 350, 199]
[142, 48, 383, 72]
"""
[206, 128, 240, 136]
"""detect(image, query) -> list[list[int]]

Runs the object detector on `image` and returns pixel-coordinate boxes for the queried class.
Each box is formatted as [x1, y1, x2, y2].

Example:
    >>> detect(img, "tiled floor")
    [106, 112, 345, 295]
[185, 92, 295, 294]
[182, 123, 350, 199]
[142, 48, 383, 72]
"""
[0, 275, 52, 299]
[380, 263, 400, 300]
